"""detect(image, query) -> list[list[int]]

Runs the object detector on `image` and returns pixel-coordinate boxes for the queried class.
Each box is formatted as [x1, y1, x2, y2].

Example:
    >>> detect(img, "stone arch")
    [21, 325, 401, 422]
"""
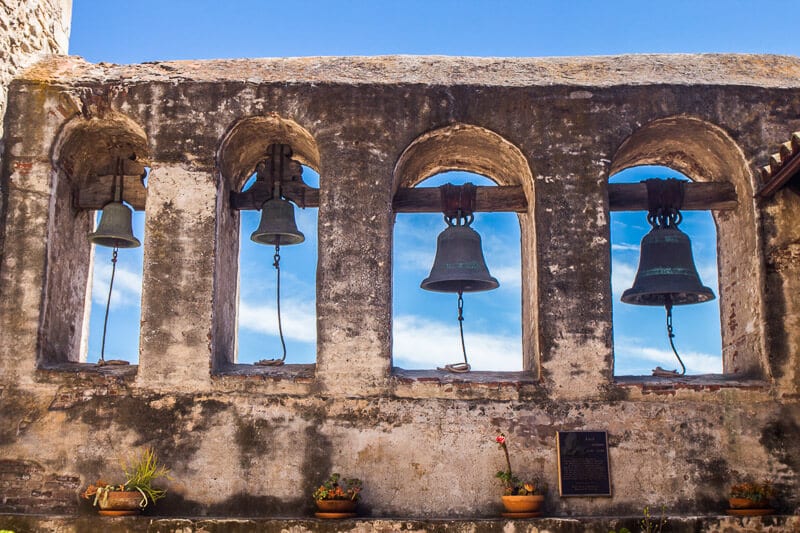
[53, 113, 150, 186]
[392, 123, 538, 374]
[393, 123, 534, 202]
[40, 113, 150, 365]
[217, 114, 320, 191]
[213, 115, 320, 369]
[610, 115, 766, 376]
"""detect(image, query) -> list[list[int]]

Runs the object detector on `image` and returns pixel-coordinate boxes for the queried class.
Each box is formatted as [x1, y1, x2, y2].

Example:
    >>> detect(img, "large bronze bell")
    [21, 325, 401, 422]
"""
[88, 201, 141, 248]
[421, 223, 499, 293]
[621, 224, 714, 306]
[250, 197, 305, 246]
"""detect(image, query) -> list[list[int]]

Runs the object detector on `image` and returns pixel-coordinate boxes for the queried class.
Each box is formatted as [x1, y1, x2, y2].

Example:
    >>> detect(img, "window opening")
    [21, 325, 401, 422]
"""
[84, 166, 148, 364]
[236, 162, 318, 365]
[393, 171, 522, 371]
[610, 166, 721, 375]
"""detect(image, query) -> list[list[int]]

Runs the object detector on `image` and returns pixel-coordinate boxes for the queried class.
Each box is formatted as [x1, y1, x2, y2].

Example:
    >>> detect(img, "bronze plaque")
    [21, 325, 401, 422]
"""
[557, 431, 611, 497]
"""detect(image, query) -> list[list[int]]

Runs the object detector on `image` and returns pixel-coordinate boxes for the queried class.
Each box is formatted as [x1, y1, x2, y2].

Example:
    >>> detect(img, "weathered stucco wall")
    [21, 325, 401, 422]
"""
[0, 54, 799, 528]
[0, 0, 71, 139]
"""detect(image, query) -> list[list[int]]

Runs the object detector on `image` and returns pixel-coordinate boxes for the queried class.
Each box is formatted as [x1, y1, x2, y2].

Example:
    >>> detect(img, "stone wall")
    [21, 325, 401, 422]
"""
[0, 0, 71, 138]
[0, 54, 799, 525]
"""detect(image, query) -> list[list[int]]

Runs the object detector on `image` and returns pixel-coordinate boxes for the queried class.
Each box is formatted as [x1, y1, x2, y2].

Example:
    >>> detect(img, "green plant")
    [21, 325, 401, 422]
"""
[81, 447, 171, 509]
[730, 480, 776, 503]
[312, 473, 362, 501]
[640, 506, 666, 533]
[494, 434, 543, 496]
[608, 506, 666, 533]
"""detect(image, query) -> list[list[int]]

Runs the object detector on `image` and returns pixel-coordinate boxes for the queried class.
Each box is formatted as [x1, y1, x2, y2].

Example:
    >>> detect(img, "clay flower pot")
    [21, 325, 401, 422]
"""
[501, 494, 544, 513]
[97, 490, 145, 515]
[728, 497, 769, 509]
[315, 498, 357, 516]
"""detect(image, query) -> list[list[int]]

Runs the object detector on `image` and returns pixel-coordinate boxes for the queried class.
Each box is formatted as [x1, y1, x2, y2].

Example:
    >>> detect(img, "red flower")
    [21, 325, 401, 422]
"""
[496, 435, 506, 445]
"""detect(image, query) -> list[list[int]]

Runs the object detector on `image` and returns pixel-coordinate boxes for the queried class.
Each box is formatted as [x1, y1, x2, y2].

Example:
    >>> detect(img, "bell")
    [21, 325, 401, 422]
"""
[421, 224, 499, 293]
[250, 197, 305, 246]
[621, 224, 714, 306]
[88, 201, 141, 248]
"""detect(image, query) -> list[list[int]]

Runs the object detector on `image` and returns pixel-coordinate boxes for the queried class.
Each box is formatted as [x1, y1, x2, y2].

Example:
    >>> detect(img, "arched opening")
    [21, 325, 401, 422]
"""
[84, 169, 147, 363]
[609, 116, 765, 377]
[236, 167, 319, 364]
[43, 114, 149, 366]
[215, 116, 320, 370]
[393, 124, 536, 374]
[610, 166, 721, 375]
[393, 171, 521, 370]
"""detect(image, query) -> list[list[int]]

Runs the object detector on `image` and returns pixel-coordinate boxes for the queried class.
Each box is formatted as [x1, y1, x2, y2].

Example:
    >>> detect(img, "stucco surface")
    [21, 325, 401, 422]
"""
[0, 53, 799, 522]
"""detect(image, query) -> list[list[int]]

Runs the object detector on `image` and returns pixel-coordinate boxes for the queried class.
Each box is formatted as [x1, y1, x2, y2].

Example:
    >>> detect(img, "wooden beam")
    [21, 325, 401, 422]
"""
[74, 175, 147, 210]
[392, 182, 736, 213]
[756, 147, 800, 198]
[393, 186, 528, 213]
[608, 181, 737, 211]
[230, 180, 320, 210]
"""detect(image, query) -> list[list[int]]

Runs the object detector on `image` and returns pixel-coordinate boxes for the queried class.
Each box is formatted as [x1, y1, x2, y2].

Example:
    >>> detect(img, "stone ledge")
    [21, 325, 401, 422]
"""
[1, 514, 798, 533]
[18, 53, 800, 89]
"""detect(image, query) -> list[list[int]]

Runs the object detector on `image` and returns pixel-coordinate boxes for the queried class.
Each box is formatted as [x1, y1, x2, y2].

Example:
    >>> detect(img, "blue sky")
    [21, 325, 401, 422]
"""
[71, 1, 798, 373]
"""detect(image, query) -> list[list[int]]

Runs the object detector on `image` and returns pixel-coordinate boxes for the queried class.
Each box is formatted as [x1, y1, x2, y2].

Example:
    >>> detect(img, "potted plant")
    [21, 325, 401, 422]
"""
[81, 447, 170, 515]
[494, 434, 545, 515]
[312, 473, 362, 518]
[727, 480, 775, 515]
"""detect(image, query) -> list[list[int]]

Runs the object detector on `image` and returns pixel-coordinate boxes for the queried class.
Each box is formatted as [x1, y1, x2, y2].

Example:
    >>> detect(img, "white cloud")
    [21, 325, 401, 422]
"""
[611, 261, 636, 298]
[91, 263, 143, 308]
[393, 314, 521, 371]
[239, 298, 316, 342]
[614, 336, 721, 375]
[395, 248, 435, 273]
[490, 265, 521, 290]
[611, 243, 640, 253]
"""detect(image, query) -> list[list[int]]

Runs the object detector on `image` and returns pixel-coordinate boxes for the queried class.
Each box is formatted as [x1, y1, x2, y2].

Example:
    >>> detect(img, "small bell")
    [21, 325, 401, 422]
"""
[88, 201, 141, 249]
[251, 197, 305, 246]
[421, 223, 499, 293]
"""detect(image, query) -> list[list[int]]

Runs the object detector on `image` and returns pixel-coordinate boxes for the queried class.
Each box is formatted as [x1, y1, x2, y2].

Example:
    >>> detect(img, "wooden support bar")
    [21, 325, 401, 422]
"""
[792, 131, 800, 152]
[780, 141, 794, 161]
[608, 182, 737, 211]
[74, 175, 147, 210]
[757, 146, 800, 198]
[394, 182, 736, 213]
[230, 180, 319, 210]
[393, 185, 528, 213]
[770, 152, 783, 173]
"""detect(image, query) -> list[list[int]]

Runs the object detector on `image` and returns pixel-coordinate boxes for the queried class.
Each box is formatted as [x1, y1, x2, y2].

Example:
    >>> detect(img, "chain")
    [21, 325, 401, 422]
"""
[457, 291, 468, 367]
[273, 243, 287, 362]
[98, 247, 119, 365]
[665, 300, 686, 376]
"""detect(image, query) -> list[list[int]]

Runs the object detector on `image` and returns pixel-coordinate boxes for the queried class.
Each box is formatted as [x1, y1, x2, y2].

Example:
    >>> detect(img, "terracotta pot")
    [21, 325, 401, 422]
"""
[98, 490, 145, 511]
[315, 499, 357, 513]
[729, 497, 769, 509]
[501, 494, 544, 513]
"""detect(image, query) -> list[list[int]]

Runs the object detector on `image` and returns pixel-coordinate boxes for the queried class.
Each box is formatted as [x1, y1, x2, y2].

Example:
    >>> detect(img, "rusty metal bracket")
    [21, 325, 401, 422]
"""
[230, 143, 317, 210]
[439, 183, 477, 221]
[644, 178, 686, 228]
